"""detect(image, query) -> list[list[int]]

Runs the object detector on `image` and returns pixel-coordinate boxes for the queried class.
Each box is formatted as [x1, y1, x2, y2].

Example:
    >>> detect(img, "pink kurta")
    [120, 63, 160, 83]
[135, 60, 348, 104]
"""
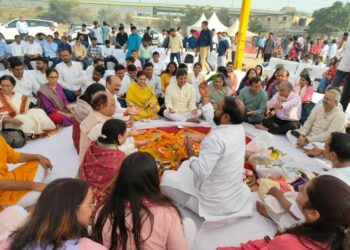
[99, 206, 189, 250]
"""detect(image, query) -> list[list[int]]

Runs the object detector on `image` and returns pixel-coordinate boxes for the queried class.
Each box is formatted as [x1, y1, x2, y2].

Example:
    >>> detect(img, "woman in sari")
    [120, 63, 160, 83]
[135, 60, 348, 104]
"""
[126, 71, 160, 121]
[226, 62, 238, 94]
[0, 75, 56, 136]
[82, 119, 127, 197]
[237, 68, 257, 93]
[208, 74, 233, 108]
[37, 69, 74, 127]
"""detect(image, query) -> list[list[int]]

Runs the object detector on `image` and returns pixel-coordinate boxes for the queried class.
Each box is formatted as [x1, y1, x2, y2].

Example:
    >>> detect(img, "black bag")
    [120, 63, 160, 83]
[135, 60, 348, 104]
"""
[0, 129, 26, 148]
[184, 54, 194, 63]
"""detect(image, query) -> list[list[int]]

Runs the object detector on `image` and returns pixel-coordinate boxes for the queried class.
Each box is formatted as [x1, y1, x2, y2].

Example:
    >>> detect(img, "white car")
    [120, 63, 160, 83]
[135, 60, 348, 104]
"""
[0, 19, 58, 43]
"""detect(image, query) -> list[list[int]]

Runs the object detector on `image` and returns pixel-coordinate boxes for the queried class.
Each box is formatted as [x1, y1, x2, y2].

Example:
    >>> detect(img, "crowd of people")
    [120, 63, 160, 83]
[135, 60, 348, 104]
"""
[0, 16, 350, 250]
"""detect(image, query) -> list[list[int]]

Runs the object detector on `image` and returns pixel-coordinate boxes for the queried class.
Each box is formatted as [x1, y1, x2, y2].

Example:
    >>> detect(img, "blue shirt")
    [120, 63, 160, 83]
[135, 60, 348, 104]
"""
[0, 40, 10, 57]
[186, 36, 198, 49]
[43, 41, 58, 58]
[126, 34, 141, 57]
[197, 29, 213, 51]
[256, 36, 266, 48]
[58, 43, 72, 53]
[217, 38, 229, 56]
[53, 38, 61, 46]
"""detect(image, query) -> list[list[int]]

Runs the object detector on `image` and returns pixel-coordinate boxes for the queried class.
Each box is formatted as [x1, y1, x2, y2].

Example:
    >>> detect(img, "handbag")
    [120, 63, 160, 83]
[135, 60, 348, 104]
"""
[0, 129, 26, 148]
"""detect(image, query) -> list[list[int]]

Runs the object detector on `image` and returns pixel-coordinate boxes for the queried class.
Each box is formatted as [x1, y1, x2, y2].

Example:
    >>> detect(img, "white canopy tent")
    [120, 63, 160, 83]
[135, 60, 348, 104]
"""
[225, 19, 257, 37]
[187, 13, 207, 33]
[207, 11, 228, 32]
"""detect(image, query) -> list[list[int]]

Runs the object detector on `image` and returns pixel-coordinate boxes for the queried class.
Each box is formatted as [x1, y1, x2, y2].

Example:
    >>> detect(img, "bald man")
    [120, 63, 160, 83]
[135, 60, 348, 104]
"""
[161, 97, 253, 222]
[256, 81, 302, 135]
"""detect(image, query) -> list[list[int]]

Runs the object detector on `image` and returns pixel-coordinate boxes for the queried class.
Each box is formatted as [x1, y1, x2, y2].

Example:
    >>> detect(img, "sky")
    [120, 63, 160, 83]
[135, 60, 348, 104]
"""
[115, 0, 347, 13]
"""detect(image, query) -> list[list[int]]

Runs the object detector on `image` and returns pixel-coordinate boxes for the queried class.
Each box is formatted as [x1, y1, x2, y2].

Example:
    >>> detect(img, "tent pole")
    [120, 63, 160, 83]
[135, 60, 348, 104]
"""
[234, 0, 251, 70]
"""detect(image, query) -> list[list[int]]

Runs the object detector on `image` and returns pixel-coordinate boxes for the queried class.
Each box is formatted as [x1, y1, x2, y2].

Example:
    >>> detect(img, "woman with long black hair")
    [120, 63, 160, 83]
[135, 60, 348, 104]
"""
[92, 152, 188, 250]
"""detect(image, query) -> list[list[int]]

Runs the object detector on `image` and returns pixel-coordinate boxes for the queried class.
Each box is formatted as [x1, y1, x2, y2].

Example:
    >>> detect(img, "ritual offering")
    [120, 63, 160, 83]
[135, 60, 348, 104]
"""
[134, 128, 209, 170]
[243, 169, 256, 187]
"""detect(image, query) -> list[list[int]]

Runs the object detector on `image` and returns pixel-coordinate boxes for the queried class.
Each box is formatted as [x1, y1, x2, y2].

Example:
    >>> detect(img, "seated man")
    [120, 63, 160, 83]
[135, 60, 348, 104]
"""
[57, 36, 72, 53]
[43, 35, 58, 68]
[0, 135, 52, 210]
[9, 60, 40, 105]
[105, 75, 139, 120]
[35, 56, 49, 86]
[239, 77, 267, 124]
[87, 37, 102, 65]
[55, 49, 84, 102]
[163, 69, 201, 122]
[9, 35, 24, 63]
[149, 51, 164, 76]
[161, 97, 253, 221]
[23, 35, 42, 70]
[287, 89, 347, 148]
[144, 62, 163, 100]
[255, 81, 301, 135]
[72, 38, 88, 70]
[71, 64, 106, 94]
[102, 39, 118, 69]
[115, 64, 136, 108]
[85, 58, 104, 77]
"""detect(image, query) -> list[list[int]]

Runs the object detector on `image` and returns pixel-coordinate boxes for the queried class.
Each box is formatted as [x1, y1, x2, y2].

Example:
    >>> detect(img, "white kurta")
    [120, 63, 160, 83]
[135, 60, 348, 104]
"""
[161, 123, 253, 222]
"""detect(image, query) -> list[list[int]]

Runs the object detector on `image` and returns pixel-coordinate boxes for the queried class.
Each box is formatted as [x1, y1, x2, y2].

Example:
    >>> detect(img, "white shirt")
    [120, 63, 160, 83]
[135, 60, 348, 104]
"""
[35, 70, 48, 85]
[149, 59, 164, 76]
[102, 46, 115, 57]
[118, 75, 132, 97]
[320, 44, 329, 57]
[71, 75, 106, 93]
[165, 82, 196, 114]
[10, 71, 40, 103]
[16, 20, 28, 33]
[157, 34, 166, 47]
[338, 39, 350, 72]
[92, 27, 103, 44]
[106, 89, 127, 120]
[55, 61, 84, 91]
[328, 43, 338, 59]
[9, 41, 24, 57]
[187, 124, 253, 220]
[23, 42, 42, 56]
[323, 167, 350, 186]
[85, 65, 94, 77]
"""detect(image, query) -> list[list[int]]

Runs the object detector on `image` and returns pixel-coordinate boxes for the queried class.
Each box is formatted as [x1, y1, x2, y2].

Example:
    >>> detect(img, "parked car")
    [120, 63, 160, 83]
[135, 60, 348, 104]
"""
[138, 28, 160, 44]
[0, 19, 58, 43]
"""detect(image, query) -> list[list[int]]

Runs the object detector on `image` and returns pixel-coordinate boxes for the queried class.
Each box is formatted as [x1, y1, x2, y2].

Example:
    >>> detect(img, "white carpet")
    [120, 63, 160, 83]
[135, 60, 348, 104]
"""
[6, 123, 332, 250]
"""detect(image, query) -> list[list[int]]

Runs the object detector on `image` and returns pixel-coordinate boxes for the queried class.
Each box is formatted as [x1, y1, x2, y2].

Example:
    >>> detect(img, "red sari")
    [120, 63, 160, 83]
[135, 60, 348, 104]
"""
[82, 141, 125, 197]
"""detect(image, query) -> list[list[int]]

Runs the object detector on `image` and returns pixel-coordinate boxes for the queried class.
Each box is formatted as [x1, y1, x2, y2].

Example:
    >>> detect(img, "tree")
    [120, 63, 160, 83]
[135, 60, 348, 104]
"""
[217, 8, 232, 27]
[72, 7, 94, 24]
[307, 1, 350, 36]
[157, 17, 173, 30]
[97, 8, 120, 26]
[180, 5, 214, 27]
[41, 0, 78, 23]
[249, 18, 264, 33]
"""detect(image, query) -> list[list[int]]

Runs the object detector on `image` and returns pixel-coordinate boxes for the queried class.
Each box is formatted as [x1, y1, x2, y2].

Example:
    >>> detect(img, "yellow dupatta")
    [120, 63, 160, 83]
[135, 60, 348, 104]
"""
[126, 82, 160, 121]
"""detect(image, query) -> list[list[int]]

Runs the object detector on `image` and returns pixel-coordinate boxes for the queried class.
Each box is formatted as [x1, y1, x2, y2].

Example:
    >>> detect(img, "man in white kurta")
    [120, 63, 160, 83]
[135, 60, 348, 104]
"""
[161, 97, 253, 221]
[163, 69, 201, 122]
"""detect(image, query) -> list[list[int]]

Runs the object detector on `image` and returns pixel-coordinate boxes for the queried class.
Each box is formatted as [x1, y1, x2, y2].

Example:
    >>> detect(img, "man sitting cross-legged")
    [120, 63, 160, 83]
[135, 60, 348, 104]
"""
[287, 89, 347, 149]
[255, 81, 301, 135]
[163, 69, 201, 123]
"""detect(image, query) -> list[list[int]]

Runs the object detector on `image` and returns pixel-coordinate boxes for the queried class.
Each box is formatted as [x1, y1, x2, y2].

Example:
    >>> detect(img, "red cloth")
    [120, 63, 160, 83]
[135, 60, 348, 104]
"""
[82, 142, 125, 197]
[49, 112, 64, 125]
[72, 119, 80, 153]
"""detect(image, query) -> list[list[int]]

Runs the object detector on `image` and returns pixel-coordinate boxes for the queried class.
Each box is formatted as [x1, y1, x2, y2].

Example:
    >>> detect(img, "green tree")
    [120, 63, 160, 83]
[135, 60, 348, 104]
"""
[217, 8, 232, 27]
[249, 18, 264, 33]
[96, 8, 120, 26]
[180, 5, 214, 27]
[157, 17, 173, 30]
[307, 1, 350, 36]
[41, 0, 78, 23]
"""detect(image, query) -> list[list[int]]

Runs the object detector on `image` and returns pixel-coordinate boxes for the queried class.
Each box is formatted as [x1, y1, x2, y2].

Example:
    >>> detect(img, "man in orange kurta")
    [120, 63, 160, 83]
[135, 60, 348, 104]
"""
[0, 136, 52, 209]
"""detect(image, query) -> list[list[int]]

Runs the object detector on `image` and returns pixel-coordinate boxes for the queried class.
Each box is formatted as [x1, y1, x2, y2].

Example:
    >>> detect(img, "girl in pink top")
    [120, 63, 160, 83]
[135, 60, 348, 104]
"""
[0, 178, 106, 250]
[293, 74, 314, 103]
[92, 152, 189, 250]
[218, 175, 350, 250]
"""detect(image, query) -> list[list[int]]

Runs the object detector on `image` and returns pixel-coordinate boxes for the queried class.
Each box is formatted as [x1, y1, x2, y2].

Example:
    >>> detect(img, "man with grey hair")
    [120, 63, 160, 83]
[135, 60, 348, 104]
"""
[255, 81, 302, 134]
[287, 89, 347, 148]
